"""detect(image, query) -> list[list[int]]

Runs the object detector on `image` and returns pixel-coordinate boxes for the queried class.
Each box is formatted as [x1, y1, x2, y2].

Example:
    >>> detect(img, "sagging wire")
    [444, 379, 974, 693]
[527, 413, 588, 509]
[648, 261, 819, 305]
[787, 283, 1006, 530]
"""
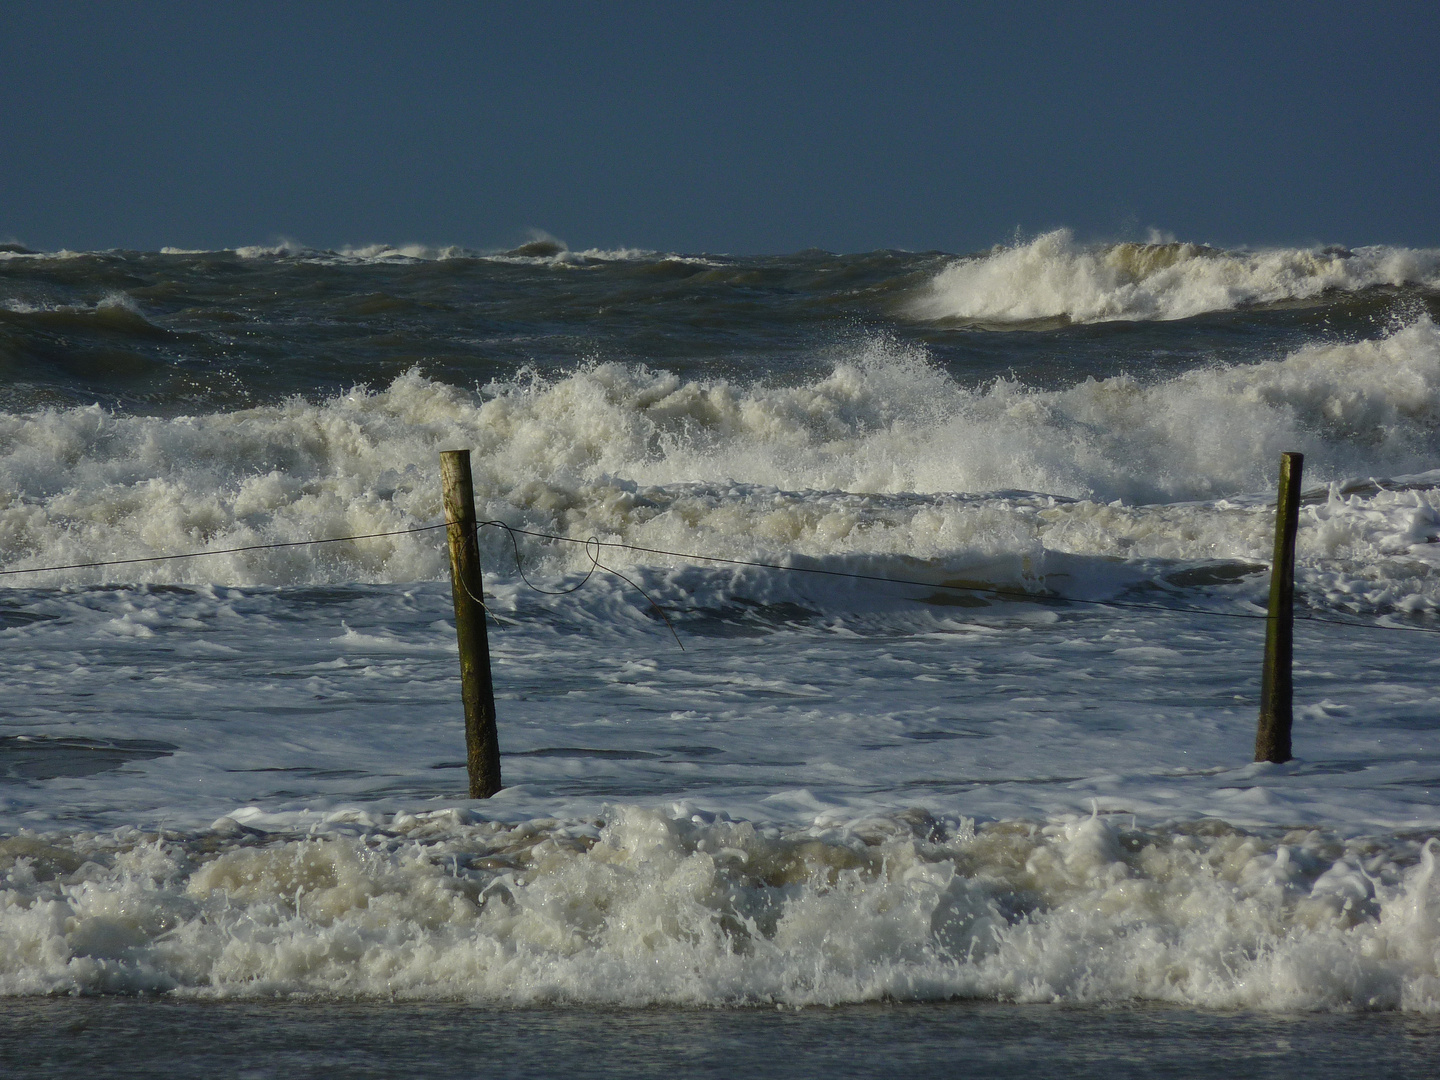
[476, 523, 1440, 637]
[478, 520, 683, 650]
[1, 518, 1437, 637]
[0, 523, 451, 577]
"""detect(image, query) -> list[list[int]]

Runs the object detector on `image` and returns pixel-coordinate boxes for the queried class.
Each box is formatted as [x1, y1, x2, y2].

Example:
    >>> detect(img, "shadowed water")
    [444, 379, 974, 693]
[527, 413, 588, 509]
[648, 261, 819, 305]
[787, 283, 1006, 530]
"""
[3, 999, 1438, 1079]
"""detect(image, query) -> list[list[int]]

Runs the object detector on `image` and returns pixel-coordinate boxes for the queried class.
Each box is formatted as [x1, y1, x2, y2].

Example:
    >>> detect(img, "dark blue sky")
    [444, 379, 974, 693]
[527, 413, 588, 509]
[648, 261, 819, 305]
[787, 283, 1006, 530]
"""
[3, 1, 1437, 255]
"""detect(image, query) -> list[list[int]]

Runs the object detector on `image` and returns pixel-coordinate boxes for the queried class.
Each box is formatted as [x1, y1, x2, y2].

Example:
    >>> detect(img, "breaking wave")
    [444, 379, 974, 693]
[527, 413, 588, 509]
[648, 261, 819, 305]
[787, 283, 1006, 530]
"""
[910, 230, 1440, 325]
[2, 807, 1439, 1009]
[2, 319, 1439, 613]
[209, 236, 710, 268]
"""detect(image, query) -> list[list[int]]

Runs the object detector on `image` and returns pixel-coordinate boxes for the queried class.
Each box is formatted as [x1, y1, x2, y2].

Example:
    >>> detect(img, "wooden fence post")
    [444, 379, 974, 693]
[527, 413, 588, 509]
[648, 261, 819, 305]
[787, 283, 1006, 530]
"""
[1255, 451, 1303, 764]
[440, 449, 501, 797]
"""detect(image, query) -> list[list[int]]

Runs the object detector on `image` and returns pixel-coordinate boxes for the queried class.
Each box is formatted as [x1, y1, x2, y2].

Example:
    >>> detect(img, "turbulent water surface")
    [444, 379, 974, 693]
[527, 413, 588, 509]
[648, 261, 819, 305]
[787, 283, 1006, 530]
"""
[3, 233, 1440, 1031]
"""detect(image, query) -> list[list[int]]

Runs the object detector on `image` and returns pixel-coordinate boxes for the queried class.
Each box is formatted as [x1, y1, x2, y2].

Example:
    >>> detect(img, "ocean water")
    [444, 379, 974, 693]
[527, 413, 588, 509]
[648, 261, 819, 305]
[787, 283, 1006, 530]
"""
[4, 231, 1440, 1066]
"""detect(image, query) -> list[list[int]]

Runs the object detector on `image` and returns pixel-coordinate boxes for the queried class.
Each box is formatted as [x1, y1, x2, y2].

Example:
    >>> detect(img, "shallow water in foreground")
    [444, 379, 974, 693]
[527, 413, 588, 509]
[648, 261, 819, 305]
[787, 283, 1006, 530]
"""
[4, 999, 1438, 1079]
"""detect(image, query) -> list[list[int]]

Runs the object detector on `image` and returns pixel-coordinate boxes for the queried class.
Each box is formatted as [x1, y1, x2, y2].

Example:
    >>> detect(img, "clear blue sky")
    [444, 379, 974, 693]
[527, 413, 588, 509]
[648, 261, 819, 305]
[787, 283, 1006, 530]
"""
[2, 1, 1437, 255]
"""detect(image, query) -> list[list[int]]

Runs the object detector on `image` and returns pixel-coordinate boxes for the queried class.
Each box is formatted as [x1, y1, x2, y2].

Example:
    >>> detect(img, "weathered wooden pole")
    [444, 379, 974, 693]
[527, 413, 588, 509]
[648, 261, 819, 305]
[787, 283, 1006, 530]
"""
[440, 449, 501, 797]
[1255, 451, 1303, 764]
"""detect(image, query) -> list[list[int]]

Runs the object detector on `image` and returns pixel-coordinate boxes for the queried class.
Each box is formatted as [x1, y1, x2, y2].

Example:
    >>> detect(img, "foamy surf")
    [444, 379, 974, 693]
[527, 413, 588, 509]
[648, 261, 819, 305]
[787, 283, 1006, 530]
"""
[909, 230, 1440, 325]
[2, 807, 1438, 1009]
[4, 319, 1439, 616]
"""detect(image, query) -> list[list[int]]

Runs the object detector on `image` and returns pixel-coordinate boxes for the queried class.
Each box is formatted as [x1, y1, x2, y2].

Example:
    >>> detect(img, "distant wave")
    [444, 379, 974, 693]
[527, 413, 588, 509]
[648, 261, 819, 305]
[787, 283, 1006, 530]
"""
[214, 236, 720, 268]
[909, 229, 1440, 326]
[0, 291, 161, 333]
[2, 237, 718, 268]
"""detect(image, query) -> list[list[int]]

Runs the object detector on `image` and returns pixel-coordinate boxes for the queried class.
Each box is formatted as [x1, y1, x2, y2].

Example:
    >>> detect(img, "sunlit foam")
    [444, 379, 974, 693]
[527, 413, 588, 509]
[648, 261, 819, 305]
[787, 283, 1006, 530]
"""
[2, 321, 1439, 615]
[909, 230, 1440, 325]
[1, 808, 1437, 1008]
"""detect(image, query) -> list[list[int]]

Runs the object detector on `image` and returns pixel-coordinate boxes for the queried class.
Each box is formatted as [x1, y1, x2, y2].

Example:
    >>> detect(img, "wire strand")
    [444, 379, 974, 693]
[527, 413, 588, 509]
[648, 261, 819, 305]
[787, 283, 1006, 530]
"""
[2, 517, 1437, 635]
[0, 523, 450, 577]
[478, 521, 683, 649]
[475, 524, 1440, 635]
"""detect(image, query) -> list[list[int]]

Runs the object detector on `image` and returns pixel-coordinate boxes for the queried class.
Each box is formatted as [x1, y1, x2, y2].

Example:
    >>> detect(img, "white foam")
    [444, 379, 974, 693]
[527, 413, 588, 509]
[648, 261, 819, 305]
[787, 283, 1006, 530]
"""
[3, 320, 1438, 615]
[1, 809, 1437, 1008]
[910, 230, 1440, 325]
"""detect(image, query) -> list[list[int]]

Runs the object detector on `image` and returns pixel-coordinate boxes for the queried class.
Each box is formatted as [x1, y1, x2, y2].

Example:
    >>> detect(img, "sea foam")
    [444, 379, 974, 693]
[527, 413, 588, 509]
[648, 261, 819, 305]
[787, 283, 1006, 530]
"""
[3, 319, 1439, 613]
[909, 230, 1440, 325]
[2, 808, 1438, 1009]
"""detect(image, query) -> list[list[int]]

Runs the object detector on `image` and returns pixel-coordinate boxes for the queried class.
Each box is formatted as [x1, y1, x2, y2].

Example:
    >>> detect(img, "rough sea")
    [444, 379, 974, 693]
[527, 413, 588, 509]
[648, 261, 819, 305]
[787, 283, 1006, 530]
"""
[4, 230, 1440, 1075]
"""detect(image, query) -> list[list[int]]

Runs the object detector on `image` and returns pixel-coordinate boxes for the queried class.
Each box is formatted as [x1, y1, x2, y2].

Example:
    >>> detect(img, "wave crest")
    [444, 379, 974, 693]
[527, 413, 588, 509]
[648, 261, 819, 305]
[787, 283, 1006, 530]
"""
[3, 321, 1440, 604]
[909, 230, 1440, 325]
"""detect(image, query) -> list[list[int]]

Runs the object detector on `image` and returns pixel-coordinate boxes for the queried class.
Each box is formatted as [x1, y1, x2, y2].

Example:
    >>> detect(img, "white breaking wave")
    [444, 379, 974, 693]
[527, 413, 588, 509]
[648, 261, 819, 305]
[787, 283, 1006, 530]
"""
[0, 248, 91, 262]
[2, 808, 1439, 1009]
[2, 320, 1439, 610]
[182, 236, 716, 268]
[910, 230, 1440, 325]
[1, 292, 144, 317]
[227, 240, 476, 263]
